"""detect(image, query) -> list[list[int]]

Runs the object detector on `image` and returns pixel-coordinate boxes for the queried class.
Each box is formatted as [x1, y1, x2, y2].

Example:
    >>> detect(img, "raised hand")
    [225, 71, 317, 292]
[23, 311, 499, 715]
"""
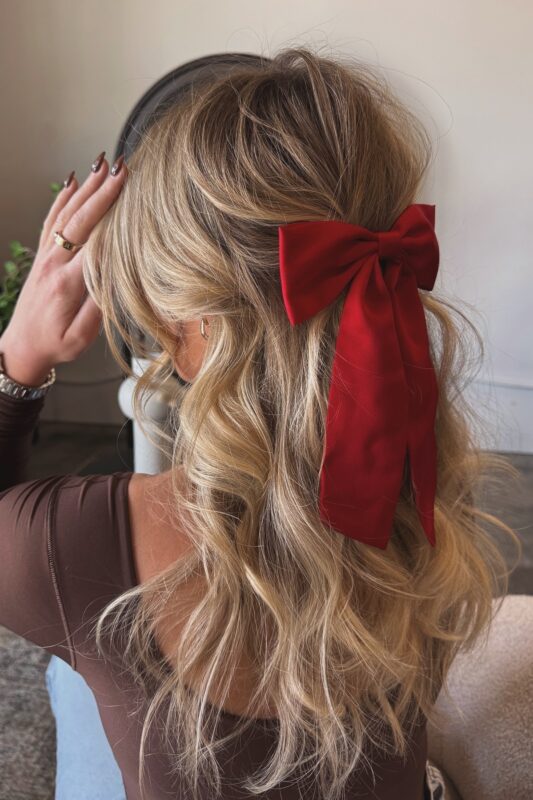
[0, 152, 128, 387]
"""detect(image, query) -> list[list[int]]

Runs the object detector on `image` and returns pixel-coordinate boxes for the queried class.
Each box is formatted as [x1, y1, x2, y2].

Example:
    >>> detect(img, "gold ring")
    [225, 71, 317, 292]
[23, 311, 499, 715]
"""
[53, 230, 83, 253]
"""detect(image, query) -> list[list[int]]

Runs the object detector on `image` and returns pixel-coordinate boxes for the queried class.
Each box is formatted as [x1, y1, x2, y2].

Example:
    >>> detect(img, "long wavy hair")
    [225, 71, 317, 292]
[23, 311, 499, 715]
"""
[82, 44, 522, 800]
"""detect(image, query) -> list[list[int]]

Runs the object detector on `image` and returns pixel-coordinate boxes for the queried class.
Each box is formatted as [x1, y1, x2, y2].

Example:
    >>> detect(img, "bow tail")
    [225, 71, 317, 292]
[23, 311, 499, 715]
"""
[404, 368, 438, 546]
[317, 262, 411, 549]
[391, 270, 439, 547]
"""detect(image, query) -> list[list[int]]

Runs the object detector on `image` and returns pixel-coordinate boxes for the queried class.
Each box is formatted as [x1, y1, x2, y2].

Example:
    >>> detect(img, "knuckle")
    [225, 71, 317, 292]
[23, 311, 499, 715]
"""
[49, 269, 69, 296]
[39, 254, 56, 274]
[69, 206, 88, 231]
[53, 212, 67, 233]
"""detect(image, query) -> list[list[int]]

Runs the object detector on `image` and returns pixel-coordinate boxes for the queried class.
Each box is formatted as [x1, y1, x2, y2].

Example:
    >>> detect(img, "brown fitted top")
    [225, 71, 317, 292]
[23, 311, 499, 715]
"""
[0, 390, 429, 799]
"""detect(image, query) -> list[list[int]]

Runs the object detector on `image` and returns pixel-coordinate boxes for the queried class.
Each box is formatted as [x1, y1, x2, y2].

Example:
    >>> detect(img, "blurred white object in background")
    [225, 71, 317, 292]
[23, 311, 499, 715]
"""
[118, 353, 178, 475]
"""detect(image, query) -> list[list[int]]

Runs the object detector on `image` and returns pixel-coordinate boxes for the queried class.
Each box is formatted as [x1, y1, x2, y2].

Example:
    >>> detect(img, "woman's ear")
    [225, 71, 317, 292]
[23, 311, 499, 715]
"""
[171, 318, 209, 382]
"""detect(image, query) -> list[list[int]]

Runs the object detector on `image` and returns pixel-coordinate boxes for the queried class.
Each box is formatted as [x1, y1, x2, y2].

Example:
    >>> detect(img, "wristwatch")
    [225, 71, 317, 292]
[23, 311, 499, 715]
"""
[0, 351, 56, 400]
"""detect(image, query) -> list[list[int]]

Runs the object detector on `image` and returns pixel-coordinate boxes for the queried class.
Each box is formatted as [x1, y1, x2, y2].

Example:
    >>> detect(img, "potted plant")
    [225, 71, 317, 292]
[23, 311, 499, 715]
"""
[1, 182, 63, 442]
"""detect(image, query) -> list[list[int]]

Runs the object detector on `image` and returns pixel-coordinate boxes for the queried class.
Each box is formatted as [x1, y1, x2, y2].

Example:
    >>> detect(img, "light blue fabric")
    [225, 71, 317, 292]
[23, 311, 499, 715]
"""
[45, 654, 126, 800]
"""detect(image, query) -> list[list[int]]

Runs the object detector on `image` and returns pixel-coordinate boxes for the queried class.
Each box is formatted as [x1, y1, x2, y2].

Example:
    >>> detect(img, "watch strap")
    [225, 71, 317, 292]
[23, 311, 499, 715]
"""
[0, 352, 56, 400]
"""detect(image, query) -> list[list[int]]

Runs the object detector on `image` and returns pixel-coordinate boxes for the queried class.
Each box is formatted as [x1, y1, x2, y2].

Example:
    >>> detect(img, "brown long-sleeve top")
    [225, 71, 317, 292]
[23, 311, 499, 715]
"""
[0, 390, 431, 799]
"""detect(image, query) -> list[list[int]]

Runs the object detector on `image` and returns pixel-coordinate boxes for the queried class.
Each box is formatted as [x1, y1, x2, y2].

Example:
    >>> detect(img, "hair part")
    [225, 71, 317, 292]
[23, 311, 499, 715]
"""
[83, 43, 522, 800]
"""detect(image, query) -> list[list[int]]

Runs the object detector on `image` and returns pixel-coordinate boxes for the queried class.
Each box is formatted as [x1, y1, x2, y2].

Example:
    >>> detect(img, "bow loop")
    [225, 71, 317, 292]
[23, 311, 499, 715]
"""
[277, 203, 440, 549]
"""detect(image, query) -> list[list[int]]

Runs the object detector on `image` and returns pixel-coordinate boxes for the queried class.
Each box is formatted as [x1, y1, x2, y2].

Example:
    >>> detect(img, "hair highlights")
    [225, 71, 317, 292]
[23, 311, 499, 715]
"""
[83, 44, 522, 800]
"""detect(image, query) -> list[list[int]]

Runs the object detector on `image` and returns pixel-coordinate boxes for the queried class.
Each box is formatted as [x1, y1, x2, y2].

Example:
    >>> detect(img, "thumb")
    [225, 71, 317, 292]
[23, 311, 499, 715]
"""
[65, 292, 102, 352]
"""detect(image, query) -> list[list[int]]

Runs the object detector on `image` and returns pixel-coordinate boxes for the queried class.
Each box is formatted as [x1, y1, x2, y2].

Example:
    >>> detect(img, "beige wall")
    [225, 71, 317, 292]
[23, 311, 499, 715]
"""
[1, 1, 532, 447]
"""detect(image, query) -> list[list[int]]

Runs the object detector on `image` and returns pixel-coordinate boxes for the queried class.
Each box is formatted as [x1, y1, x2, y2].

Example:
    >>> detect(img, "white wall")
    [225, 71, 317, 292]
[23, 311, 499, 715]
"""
[1, 0, 531, 449]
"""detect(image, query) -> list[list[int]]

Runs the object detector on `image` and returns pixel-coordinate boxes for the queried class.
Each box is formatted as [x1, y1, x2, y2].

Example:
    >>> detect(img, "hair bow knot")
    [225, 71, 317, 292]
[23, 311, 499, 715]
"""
[378, 229, 403, 261]
[277, 204, 440, 549]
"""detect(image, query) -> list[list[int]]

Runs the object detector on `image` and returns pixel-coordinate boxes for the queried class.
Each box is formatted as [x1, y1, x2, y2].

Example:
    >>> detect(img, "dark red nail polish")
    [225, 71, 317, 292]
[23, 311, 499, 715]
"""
[110, 154, 124, 177]
[63, 170, 75, 188]
[91, 150, 106, 173]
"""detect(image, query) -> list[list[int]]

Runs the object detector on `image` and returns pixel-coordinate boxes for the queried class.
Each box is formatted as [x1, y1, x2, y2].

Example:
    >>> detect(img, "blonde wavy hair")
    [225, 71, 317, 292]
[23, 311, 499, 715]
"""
[83, 44, 522, 800]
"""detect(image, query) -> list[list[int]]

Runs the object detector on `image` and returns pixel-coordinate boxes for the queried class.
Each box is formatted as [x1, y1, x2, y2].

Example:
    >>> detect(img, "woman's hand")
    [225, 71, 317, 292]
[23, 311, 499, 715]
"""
[0, 152, 128, 387]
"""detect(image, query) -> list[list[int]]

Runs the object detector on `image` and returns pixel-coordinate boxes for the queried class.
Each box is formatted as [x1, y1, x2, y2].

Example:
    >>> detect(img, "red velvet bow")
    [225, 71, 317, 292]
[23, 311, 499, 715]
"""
[278, 204, 439, 549]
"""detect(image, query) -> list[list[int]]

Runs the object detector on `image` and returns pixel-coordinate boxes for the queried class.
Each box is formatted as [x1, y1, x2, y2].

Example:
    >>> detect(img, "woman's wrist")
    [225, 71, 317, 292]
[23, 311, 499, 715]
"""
[0, 335, 54, 387]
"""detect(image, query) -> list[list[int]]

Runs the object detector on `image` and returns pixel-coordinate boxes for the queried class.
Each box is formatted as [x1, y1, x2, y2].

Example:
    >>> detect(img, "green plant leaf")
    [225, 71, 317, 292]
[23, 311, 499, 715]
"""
[9, 241, 26, 258]
[0, 182, 46, 328]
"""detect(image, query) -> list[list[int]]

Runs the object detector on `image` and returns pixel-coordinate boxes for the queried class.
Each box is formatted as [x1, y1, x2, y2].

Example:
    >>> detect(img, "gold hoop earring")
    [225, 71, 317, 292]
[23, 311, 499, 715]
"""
[200, 317, 210, 340]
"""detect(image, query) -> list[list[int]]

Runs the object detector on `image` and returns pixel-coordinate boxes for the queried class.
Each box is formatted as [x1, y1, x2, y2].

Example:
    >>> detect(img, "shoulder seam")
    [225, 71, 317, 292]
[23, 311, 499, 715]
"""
[45, 479, 77, 671]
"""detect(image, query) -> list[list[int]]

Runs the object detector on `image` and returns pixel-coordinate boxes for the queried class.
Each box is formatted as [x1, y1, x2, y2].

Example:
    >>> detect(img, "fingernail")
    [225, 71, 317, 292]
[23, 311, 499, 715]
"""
[110, 154, 124, 177]
[63, 170, 75, 188]
[91, 150, 106, 173]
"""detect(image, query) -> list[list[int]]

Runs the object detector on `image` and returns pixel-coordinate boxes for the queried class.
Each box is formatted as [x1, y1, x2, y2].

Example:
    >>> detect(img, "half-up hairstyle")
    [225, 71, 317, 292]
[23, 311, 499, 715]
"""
[82, 43, 522, 800]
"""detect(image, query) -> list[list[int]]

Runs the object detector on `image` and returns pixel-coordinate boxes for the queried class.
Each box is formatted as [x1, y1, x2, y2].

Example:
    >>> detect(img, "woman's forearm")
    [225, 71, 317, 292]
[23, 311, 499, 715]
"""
[0, 332, 54, 387]
[0, 388, 45, 491]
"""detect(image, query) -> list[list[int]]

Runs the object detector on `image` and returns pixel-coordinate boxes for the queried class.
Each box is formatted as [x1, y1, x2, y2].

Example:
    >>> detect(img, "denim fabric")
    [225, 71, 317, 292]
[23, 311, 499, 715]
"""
[45, 655, 126, 800]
